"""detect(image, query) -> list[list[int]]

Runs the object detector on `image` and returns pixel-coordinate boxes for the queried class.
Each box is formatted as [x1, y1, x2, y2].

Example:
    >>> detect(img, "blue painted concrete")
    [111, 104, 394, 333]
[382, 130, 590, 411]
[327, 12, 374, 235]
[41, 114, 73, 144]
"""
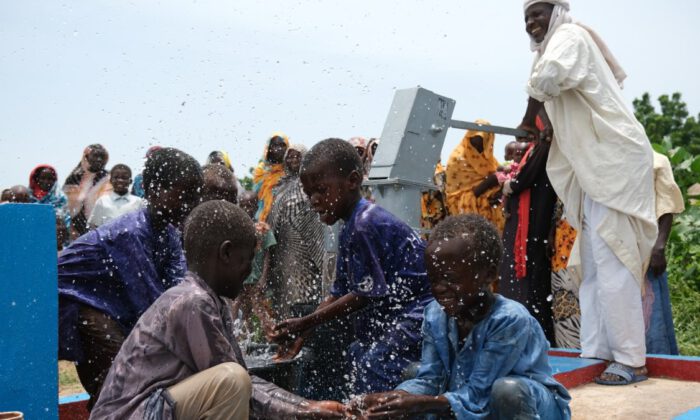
[549, 355, 603, 375]
[58, 392, 89, 405]
[647, 353, 700, 362]
[550, 348, 581, 355]
[551, 347, 700, 362]
[675, 407, 700, 420]
[0, 204, 58, 418]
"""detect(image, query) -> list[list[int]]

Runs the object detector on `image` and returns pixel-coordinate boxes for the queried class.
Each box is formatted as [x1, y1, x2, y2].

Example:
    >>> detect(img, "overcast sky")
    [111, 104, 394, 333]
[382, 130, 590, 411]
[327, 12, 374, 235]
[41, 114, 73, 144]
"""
[2, 0, 699, 187]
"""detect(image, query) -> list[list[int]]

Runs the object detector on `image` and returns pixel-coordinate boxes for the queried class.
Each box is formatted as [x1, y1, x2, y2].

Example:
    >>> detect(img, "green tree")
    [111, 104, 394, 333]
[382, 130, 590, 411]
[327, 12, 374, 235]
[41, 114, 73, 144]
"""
[634, 92, 700, 156]
[239, 167, 254, 191]
[633, 92, 700, 206]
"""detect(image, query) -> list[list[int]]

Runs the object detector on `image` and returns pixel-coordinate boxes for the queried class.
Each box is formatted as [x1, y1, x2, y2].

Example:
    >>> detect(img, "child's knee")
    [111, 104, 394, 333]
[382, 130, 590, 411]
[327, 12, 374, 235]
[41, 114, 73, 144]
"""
[490, 377, 530, 416]
[216, 362, 252, 399]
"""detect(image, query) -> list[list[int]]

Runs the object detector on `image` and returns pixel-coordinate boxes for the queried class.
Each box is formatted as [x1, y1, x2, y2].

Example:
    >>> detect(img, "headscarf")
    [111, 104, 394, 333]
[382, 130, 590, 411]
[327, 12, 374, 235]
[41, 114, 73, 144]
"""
[445, 120, 504, 230]
[273, 143, 310, 210]
[282, 143, 308, 174]
[207, 150, 233, 172]
[364, 138, 379, 178]
[29, 164, 59, 201]
[348, 137, 368, 151]
[63, 144, 111, 235]
[30, 164, 71, 234]
[524, 0, 627, 87]
[275, 143, 309, 193]
[252, 132, 290, 222]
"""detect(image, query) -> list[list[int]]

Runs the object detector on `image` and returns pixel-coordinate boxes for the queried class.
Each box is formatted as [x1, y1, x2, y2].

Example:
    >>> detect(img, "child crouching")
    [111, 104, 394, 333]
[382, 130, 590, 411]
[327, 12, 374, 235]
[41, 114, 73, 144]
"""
[91, 200, 345, 419]
[353, 214, 571, 419]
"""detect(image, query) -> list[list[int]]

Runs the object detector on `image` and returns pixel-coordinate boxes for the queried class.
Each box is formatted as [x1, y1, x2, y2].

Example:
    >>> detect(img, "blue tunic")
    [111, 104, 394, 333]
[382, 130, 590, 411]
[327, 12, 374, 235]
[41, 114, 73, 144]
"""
[396, 296, 571, 419]
[331, 198, 433, 393]
[58, 208, 186, 362]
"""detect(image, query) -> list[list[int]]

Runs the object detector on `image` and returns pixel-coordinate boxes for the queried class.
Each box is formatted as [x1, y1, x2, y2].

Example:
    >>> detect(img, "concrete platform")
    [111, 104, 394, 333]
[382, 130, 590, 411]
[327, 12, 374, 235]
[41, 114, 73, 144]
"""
[570, 379, 700, 420]
[58, 349, 700, 419]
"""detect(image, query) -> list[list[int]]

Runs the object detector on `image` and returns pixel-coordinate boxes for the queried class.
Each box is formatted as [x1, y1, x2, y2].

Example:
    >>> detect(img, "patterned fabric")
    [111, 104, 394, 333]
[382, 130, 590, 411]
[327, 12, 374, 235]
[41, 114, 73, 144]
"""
[252, 132, 289, 222]
[267, 175, 325, 319]
[551, 269, 582, 349]
[420, 162, 448, 232]
[445, 120, 504, 231]
[550, 202, 582, 349]
[91, 272, 306, 420]
[551, 216, 577, 272]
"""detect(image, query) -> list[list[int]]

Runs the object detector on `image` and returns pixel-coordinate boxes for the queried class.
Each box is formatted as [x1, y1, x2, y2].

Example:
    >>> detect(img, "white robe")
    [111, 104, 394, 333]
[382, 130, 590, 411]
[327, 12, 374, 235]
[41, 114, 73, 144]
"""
[526, 23, 657, 287]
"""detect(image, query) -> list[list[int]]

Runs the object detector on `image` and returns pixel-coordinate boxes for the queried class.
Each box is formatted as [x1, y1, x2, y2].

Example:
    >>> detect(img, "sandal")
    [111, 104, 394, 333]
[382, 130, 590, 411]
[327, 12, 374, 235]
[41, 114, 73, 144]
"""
[595, 362, 648, 386]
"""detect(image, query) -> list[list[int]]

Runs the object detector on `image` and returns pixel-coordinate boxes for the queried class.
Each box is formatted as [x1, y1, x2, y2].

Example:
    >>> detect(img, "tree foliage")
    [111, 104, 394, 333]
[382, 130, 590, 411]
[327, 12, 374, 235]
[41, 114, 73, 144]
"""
[634, 92, 700, 156]
[239, 167, 254, 191]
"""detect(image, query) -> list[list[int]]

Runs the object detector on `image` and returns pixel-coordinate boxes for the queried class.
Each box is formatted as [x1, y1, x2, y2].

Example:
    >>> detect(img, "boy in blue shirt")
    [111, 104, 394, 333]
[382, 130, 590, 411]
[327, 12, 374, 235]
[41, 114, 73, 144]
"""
[272, 138, 433, 395]
[354, 214, 571, 419]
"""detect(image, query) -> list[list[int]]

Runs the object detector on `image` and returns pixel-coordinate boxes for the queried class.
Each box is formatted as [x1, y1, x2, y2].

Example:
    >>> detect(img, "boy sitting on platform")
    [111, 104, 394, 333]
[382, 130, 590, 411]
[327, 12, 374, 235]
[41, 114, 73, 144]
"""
[91, 200, 345, 419]
[353, 215, 571, 419]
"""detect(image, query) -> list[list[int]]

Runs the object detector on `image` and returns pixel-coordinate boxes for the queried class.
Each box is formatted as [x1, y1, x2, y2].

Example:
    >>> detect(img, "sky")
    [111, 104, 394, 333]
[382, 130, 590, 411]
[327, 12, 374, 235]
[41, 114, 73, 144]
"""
[2, 0, 699, 187]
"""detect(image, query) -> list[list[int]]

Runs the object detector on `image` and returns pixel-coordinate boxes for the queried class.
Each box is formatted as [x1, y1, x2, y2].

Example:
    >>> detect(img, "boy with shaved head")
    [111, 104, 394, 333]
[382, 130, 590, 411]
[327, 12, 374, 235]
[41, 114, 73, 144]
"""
[353, 215, 570, 419]
[92, 201, 345, 419]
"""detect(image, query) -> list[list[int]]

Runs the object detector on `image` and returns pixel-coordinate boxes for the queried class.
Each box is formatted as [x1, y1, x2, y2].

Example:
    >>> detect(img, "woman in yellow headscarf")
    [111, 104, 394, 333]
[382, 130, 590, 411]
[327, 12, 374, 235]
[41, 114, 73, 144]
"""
[445, 120, 504, 231]
[253, 131, 289, 222]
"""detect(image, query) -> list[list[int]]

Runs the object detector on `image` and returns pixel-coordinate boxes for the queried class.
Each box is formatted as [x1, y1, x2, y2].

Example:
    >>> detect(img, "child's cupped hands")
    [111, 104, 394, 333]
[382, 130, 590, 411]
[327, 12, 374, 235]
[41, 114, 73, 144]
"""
[296, 400, 347, 419]
[346, 391, 420, 419]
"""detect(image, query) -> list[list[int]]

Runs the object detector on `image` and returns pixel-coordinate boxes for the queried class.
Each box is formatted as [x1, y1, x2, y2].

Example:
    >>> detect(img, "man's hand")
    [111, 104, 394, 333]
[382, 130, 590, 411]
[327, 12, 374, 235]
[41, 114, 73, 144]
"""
[539, 123, 553, 143]
[538, 107, 554, 142]
[488, 191, 502, 207]
[516, 122, 539, 142]
[295, 400, 346, 419]
[649, 247, 667, 277]
[472, 173, 499, 198]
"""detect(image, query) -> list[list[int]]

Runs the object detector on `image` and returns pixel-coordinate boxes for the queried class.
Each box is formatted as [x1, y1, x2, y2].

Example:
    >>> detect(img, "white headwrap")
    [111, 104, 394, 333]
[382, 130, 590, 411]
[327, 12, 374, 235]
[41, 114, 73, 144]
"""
[286, 143, 308, 156]
[524, 0, 627, 87]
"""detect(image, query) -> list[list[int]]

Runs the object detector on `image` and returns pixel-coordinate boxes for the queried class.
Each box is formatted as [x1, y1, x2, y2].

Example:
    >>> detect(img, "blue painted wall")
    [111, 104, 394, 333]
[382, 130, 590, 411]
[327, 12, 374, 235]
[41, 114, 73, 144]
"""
[0, 204, 58, 418]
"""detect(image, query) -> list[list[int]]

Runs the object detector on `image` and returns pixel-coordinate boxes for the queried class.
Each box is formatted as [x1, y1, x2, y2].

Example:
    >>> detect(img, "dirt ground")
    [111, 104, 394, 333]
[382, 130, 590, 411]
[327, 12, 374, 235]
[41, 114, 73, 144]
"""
[58, 361, 85, 396]
[570, 378, 700, 420]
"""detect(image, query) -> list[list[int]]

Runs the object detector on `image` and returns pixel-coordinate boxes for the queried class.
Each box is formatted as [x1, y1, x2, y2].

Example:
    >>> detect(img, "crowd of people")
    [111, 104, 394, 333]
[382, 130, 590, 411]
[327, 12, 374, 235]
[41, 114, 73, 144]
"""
[0, 0, 688, 418]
